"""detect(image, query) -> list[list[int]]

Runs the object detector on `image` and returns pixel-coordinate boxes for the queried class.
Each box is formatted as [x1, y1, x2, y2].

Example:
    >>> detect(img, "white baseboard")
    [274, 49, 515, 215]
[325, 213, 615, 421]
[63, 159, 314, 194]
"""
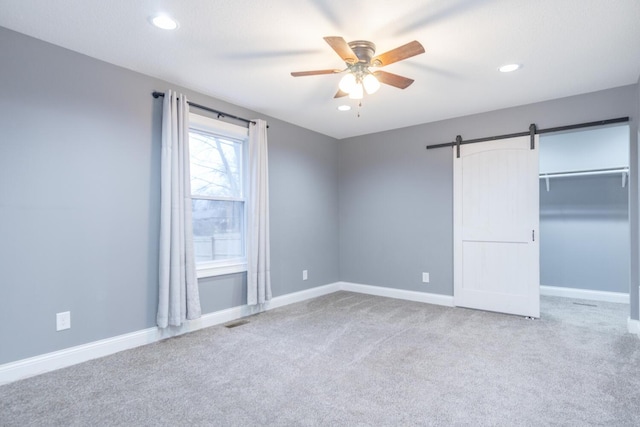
[337, 281, 455, 307]
[540, 285, 629, 304]
[0, 282, 461, 385]
[265, 282, 340, 310]
[629, 318, 640, 337]
[0, 326, 161, 387]
[3, 280, 633, 385]
[0, 282, 340, 386]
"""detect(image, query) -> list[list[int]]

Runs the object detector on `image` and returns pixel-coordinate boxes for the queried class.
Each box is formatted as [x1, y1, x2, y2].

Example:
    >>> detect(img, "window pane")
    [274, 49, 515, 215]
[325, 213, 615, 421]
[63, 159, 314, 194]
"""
[192, 199, 245, 263]
[189, 131, 242, 198]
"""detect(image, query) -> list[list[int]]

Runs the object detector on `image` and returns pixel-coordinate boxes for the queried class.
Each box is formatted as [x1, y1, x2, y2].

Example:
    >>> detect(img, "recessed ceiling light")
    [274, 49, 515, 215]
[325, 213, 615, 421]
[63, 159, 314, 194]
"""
[498, 63, 521, 73]
[150, 14, 179, 30]
[337, 105, 351, 111]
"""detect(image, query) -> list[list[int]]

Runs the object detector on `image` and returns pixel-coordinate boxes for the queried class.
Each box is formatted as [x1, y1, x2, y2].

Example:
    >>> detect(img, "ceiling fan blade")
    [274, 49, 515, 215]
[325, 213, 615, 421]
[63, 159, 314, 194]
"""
[373, 71, 415, 89]
[291, 69, 341, 77]
[371, 41, 425, 67]
[334, 89, 348, 98]
[323, 36, 358, 64]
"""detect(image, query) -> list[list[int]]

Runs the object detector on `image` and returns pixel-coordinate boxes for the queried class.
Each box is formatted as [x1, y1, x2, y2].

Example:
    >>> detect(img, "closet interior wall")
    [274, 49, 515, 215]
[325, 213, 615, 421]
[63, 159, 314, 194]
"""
[539, 125, 630, 294]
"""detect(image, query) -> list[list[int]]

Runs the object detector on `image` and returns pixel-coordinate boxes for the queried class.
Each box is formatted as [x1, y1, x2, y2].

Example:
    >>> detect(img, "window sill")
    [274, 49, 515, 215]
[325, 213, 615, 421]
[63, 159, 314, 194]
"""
[196, 262, 247, 279]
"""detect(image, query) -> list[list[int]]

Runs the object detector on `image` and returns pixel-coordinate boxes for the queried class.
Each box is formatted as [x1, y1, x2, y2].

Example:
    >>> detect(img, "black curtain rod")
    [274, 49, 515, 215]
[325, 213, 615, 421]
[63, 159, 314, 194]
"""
[426, 117, 630, 151]
[152, 91, 257, 127]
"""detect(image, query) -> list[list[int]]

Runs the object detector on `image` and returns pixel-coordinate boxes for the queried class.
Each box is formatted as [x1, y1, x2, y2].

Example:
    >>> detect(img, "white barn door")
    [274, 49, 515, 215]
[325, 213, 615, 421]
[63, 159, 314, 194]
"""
[454, 136, 540, 317]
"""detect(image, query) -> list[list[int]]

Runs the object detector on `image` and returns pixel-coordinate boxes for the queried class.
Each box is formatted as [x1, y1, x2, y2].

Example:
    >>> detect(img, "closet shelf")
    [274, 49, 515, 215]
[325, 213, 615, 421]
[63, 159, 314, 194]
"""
[539, 167, 628, 191]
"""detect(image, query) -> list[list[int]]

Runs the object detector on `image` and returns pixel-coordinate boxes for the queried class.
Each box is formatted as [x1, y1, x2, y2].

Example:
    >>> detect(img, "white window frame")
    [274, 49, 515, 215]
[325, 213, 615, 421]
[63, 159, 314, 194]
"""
[189, 113, 249, 278]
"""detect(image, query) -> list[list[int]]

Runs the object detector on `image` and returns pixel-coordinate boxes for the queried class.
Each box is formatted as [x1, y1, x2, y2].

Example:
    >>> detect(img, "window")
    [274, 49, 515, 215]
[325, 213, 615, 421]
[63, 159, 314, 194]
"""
[189, 113, 248, 277]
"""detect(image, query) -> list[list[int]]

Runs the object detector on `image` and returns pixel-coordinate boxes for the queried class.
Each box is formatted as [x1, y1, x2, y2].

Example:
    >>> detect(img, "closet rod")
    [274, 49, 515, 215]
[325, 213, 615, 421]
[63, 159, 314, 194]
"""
[540, 167, 629, 191]
[539, 167, 629, 179]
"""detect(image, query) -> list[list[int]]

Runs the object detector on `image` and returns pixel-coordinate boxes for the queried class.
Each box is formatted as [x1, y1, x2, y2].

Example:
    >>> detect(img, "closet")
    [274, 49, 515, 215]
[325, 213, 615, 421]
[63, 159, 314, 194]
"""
[539, 125, 630, 297]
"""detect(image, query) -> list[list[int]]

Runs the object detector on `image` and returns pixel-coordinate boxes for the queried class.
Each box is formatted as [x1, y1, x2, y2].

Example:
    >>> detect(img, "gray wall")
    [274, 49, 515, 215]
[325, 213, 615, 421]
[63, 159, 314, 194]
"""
[634, 76, 640, 318]
[339, 85, 639, 319]
[539, 125, 629, 173]
[0, 27, 339, 365]
[539, 175, 629, 292]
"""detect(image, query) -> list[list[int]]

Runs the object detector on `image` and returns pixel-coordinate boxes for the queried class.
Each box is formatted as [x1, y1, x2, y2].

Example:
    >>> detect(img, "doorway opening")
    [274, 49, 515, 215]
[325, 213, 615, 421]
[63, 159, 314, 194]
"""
[538, 124, 630, 327]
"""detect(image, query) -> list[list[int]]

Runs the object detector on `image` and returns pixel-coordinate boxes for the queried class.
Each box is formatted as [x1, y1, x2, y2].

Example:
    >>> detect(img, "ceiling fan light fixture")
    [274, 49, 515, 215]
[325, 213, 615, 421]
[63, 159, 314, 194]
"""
[339, 73, 357, 94]
[363, 73, 380, 94]
[348, 82, 364, 100]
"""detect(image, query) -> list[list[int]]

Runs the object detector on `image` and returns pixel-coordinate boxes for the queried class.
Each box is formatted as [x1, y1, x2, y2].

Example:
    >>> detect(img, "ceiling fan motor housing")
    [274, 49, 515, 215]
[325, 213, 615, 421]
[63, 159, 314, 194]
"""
[348, 40, 376, 65]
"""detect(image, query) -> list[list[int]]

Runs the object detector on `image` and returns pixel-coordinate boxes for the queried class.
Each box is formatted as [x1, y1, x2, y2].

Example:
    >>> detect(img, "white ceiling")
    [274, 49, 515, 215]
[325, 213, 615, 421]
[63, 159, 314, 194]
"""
[1, 0, 639, 139]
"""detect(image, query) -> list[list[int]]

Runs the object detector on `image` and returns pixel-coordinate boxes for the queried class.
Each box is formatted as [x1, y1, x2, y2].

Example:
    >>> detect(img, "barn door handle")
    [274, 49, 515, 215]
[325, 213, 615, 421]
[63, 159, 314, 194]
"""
[532, 230, 535, 242]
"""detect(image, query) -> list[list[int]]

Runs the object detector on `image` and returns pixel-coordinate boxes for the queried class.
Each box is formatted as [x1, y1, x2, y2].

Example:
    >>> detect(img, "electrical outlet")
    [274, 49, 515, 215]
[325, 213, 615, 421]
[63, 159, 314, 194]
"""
[56, 311, 71, 331]
[422, 272, 430, 283]
[302, 270, 308, 280]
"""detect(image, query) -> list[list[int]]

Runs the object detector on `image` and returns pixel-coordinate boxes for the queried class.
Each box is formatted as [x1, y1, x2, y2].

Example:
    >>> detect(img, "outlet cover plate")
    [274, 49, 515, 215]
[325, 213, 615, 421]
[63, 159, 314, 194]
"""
[422, 272, 430, 283]
[56, 311, 71, 331]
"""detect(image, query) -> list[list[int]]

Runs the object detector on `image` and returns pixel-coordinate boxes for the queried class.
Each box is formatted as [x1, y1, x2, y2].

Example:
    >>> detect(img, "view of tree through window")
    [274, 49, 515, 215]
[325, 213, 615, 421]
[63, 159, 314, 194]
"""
[189, 130, 245, 263]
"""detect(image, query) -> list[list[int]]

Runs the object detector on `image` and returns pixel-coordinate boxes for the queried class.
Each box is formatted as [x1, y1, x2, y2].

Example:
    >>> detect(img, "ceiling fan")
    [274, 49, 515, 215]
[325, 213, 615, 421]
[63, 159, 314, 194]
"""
[291, 36, 425, 99]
